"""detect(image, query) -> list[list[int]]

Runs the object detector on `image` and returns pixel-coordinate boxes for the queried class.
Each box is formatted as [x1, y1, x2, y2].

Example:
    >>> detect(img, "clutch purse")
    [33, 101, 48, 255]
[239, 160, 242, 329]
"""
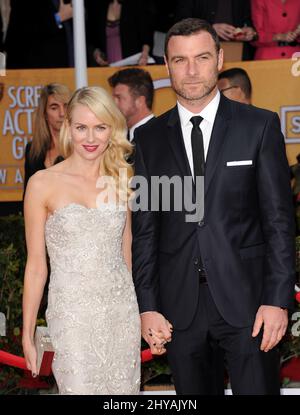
[34, 326, 54, 376]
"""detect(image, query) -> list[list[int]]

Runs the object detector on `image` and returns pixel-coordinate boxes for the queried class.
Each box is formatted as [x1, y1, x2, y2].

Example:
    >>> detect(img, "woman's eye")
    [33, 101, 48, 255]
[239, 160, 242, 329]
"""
[96, 125, 106, 131]
[76, 125, 86, 131]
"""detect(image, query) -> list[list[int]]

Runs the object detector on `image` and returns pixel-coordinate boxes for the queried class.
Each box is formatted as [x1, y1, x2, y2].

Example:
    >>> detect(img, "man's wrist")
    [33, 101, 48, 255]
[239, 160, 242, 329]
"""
[54, 13, 63, 29]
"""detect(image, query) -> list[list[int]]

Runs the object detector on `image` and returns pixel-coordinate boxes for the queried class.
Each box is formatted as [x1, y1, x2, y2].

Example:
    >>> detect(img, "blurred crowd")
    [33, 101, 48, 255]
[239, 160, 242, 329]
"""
[0, 0, 299, 69]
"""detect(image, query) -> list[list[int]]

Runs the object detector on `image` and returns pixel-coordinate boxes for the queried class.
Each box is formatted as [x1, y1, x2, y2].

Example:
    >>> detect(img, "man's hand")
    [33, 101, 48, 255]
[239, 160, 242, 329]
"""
[213, 23, 236, 41]
[252, 305, 288, 352]
[58, 0, 73, 23]
[141, 311, 173, 355]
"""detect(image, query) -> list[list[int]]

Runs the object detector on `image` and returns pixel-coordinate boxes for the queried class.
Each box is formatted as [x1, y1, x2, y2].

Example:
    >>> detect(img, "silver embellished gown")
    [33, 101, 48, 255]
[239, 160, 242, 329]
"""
[44, 203, 141, 395]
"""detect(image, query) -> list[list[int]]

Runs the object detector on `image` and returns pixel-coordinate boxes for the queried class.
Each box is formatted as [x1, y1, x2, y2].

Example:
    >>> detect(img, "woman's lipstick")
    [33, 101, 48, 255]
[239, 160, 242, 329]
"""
[82, 145, 99, 152]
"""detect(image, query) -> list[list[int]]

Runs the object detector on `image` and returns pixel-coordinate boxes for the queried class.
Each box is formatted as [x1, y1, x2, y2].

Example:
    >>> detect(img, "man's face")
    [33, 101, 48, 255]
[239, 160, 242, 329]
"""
[112, 83, 138, 123]
[218, 78, 249, 104]
[165, 31, 223, 103]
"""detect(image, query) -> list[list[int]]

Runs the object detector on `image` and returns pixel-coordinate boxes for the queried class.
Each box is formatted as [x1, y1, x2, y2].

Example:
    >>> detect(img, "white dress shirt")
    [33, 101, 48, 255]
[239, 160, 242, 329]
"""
[129, 114, 155, 142]
[177, 91, 220, 179]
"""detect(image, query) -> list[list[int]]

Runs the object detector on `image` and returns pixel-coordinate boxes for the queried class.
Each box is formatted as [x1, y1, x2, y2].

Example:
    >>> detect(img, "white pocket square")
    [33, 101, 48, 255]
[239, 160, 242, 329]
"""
[226, 160, 253, 166]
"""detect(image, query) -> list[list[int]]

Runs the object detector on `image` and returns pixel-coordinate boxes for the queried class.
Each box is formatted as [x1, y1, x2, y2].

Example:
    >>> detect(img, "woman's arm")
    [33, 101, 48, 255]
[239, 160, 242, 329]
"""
[22, 172, 49, 375]
[122, 206, 132, 272]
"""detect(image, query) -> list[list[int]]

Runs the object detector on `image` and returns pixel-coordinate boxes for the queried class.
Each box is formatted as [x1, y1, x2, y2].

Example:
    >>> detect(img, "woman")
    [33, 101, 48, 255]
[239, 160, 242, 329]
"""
[22, 86, 141, 395]
[251, 0, 300, 60]
[23, 83, 71, 195]
[85, 0, 155, 66]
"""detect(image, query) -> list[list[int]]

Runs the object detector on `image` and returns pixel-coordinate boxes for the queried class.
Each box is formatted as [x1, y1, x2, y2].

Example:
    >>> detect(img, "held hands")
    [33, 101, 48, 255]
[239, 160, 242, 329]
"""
[252, 305, 288, 352]
[22, 337, 38, 377]
[141, 312, 173, 355]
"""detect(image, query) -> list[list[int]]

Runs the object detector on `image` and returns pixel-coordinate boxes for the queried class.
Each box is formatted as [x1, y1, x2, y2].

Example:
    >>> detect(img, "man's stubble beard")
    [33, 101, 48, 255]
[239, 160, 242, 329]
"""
[170, 69, 219, 103]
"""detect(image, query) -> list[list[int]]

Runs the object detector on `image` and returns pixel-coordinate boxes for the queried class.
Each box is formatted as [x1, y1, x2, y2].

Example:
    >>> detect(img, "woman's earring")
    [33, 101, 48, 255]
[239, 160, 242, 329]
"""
[108, 139, 112, 147]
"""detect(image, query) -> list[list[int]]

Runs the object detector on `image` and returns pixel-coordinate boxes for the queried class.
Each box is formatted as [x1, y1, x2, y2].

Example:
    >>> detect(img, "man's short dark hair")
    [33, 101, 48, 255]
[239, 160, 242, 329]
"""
[218, 68, 252, 100]
[165, 18, 220, 58]
[108, 68, 154, 110]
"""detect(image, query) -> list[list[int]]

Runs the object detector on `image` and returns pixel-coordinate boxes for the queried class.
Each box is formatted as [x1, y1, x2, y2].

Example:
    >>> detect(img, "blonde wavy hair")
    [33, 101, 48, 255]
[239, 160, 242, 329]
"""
[30, 83, 71, 160]
[60, 86, 134, 199]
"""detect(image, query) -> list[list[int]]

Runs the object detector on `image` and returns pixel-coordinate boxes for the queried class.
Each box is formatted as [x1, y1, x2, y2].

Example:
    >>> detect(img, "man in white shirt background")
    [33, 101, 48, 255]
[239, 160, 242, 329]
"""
[108, 68, 154, 142]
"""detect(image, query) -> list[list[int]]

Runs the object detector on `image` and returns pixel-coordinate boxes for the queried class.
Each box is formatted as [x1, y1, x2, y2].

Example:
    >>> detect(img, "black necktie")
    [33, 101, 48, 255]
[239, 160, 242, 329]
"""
[190, 116, 205, 180]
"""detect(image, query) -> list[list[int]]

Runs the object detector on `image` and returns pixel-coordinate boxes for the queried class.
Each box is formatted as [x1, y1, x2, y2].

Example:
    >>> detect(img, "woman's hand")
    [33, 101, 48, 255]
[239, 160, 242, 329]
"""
[93, 49, 108, 67]
[274, 31, 298, 43]
[237, 27, 257, 42]
[138, 44, 150, 66]
[22, 337, 38, 377]
[213, 23, 236, 41]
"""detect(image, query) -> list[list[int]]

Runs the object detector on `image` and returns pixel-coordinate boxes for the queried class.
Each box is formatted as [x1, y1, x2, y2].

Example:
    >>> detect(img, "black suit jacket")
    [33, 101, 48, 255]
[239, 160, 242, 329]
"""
[85, 0, 155, 64]
[175, 0, 255, 60]
[132, 95, 295, 330]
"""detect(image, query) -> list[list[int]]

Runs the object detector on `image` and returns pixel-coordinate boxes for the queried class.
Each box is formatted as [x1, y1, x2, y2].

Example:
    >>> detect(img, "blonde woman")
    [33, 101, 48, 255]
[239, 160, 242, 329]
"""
[22, 86, 141, 395]
[23, 83, 71, 195]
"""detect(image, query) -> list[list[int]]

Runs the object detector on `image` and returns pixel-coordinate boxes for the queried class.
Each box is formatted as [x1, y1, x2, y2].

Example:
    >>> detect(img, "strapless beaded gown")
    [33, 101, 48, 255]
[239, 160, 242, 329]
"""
[44, 203, 141, 395]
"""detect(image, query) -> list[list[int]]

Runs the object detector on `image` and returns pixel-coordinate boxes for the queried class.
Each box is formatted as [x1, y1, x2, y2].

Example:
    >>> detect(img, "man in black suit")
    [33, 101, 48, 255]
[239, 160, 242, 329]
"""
[132, 18, 295, 394]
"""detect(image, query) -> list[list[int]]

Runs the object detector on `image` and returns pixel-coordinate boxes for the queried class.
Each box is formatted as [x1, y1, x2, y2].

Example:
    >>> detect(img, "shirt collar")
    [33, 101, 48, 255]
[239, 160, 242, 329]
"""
[177, 90, 220, 128]
[129, 114, 154, 141]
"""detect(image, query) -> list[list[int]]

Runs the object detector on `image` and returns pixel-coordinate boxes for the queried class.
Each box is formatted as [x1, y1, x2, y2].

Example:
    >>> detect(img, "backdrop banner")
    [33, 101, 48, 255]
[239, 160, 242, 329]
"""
[0, 58, 299, 202]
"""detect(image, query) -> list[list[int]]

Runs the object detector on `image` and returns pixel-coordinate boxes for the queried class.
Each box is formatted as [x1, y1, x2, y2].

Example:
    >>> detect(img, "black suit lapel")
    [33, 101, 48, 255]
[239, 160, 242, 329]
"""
[167, 106, 193, 179]
[205, 95, 232, 196]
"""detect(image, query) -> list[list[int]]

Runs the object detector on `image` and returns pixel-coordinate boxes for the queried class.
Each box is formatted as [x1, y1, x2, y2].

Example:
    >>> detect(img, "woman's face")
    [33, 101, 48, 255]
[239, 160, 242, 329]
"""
[69, 104, 112, 161]
[45, 95, 67, 132]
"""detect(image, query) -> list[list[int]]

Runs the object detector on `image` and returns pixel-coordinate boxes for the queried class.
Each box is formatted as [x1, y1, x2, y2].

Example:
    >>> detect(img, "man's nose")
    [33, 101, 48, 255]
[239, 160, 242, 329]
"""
[187, 60, 197, 76]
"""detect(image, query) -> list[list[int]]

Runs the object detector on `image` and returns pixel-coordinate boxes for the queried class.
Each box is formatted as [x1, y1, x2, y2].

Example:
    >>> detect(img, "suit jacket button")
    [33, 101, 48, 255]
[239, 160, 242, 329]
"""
[194, 258, 199, 265]
[198, 220, 205, 227]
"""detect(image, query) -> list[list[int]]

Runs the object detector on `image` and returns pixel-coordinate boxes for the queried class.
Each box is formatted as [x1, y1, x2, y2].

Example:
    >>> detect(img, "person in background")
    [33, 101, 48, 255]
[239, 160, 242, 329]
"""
[108, 68, 154, 142]
[23, 83, 71, 196]
[5, 0, 73, 69]
[175, 0, 257, 60]
[251, 0, 300, 60]
[218, 67, 252, 104]
[85, 0, 155, 66]
[152, 0, 176, 64]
